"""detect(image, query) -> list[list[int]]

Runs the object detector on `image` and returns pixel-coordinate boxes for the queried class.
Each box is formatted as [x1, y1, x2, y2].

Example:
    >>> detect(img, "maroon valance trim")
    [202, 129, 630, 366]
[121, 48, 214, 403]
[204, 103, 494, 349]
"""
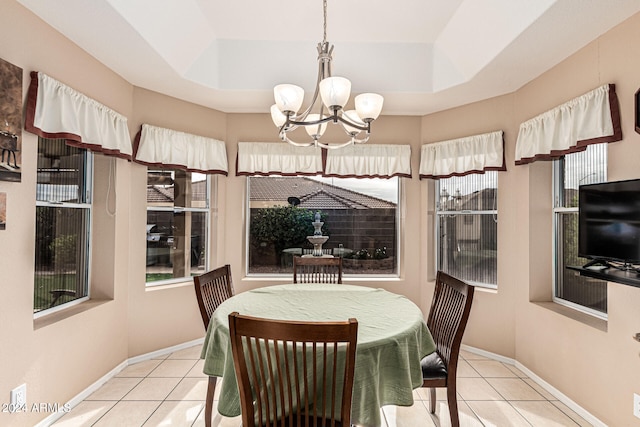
[133, 128, 228, 175]
[515, 84, 622, 166]
[24, 71, 132, 160]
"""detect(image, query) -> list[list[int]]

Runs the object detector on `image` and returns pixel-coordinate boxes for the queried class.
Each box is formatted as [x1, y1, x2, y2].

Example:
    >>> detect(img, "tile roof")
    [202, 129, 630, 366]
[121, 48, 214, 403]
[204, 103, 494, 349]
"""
[249, 177, 396, 209]
[147, 180, 207, 203]
[147, 186, 173, 203]
[147, 177, 395, 209]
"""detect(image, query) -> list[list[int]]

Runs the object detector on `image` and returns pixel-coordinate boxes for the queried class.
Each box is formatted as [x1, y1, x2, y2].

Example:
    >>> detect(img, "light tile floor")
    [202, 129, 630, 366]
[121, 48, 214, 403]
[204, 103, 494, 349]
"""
[52, 346, 593, 426]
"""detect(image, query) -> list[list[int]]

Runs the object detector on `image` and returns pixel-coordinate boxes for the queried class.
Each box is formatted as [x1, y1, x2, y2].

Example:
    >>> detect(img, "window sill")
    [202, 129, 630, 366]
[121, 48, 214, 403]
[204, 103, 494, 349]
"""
[34, 299, 112, 330]
[145, 280, 192, 291]
[474, 285, 498, 294]
[533, 301, 607, 332]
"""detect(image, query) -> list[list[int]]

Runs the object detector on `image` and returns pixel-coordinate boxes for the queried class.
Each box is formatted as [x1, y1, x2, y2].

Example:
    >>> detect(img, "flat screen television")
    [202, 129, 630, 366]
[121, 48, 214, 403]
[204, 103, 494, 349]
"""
[579, 178, 640, 265]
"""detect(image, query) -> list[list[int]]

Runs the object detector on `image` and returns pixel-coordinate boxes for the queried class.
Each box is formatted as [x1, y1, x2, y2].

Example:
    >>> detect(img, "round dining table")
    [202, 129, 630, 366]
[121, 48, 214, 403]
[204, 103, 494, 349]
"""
[201, 283, 435, 427]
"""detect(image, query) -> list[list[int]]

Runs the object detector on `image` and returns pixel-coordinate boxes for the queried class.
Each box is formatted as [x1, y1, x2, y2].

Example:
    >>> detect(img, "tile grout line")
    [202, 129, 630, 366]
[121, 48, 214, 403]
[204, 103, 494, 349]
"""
[61, 345, 593, 427]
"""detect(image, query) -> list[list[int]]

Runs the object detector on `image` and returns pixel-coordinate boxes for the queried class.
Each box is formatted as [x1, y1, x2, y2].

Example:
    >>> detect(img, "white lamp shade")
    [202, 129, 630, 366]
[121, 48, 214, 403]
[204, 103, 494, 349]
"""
[304, 114, 327, 138]
[355, 93, 384, 121]
[319, 77, 351, 110]
[274, 84, 304, 114]
[270, 104, 287, 127]
[341, 110, 365, 135]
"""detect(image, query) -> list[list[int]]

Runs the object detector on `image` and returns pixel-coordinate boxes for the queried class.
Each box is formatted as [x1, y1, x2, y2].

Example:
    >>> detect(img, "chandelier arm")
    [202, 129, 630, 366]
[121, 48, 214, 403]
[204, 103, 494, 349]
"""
[281, 133, 317, 147]
[335, 128, 370, 145]
[296, 56, 327, 121]
[315, 139, 354, 150]
[334, 114, 371, 132]
[278, 120, 298, 133]
[286, 115, 335, 127]
[282, 131, 368, 149]
[286, 109, 371, 130]
[352, 135, 370, 144]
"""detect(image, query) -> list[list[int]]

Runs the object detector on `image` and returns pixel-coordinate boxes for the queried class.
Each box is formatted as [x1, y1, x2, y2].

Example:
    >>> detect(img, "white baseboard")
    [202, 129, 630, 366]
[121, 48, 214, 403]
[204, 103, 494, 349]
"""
[128, 337, 205, 365]
[461, 344, 606, 427]
[37, 340, 604, 427]
[35, 337, 205, 427]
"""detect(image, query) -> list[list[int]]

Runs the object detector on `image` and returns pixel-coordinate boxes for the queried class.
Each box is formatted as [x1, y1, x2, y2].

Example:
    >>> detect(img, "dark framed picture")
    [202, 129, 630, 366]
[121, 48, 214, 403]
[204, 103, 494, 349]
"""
[0, 192, 5, 230]
[0, 57, 22, 182]
[635, 88, 640, 135]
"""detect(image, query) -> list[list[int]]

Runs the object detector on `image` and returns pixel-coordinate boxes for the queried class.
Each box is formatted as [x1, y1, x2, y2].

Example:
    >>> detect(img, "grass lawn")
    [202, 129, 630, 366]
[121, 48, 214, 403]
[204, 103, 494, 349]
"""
[34, 273, 78, 311]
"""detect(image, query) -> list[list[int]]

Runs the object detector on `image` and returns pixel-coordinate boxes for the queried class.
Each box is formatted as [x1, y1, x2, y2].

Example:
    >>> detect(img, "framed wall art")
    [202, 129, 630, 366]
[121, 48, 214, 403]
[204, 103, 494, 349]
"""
[0, 57, 22, 182]
[0, 192, 6, 230]
[635, 88, 640, 135]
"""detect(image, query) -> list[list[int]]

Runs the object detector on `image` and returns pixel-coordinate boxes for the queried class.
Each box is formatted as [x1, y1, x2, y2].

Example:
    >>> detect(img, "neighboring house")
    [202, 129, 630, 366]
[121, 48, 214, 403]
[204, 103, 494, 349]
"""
[147, 179, 207, 208]
[249, 176, 395, 209]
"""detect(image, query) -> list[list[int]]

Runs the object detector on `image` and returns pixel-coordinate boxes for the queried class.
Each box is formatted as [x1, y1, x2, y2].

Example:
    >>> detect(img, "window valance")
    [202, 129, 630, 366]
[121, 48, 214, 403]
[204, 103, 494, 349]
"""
[236, 142, 323, 176]
[419, 130, 505, 179]
[515, 84, 622, 165]
[324, 144, 412, 178]
[134, 124, 228, 175]
[25, 71, 132, 159]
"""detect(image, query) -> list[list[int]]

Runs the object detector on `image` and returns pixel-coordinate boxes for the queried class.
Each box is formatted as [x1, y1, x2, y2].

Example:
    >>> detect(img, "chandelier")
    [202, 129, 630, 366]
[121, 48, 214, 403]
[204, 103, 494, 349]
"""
[270, 0, 384, 149]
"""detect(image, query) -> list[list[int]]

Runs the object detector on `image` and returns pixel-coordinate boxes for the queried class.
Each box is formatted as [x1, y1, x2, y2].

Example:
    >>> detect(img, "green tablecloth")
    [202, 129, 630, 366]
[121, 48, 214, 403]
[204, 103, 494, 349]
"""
[201, 283, 435, 427]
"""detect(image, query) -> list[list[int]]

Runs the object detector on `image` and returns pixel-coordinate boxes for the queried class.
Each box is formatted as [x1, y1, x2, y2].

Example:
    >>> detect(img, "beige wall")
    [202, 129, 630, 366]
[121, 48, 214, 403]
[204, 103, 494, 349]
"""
[2, 0, 640, 425]
[516, 15, 640, 425]
[0, 2, 135, 426]
[421, 12, 640, 426]
[126, 87, 228, 356]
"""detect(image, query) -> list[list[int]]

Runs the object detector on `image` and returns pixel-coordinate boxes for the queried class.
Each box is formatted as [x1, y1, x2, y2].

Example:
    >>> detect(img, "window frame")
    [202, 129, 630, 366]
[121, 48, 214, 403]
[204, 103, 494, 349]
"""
[552, 151, 608, 319]
[244, 175, 402, 279]
[145, 170, 211, 287]
[34, 143, 93, 318]
[434, 172, 498, 289]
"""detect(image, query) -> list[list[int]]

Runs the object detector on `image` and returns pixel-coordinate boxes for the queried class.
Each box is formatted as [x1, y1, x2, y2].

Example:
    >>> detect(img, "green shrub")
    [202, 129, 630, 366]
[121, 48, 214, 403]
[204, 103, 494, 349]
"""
[250, 206, 328, 263]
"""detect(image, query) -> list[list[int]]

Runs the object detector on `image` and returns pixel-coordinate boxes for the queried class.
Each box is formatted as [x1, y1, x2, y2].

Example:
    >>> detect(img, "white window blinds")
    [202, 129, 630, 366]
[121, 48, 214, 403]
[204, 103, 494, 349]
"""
[236, 142, 323, 176]
[324, 144, 412, 178]
[515, 84, 622, 165]
[419, 130, 505, 179]
[134, 124, 228, 175]
[25, 71, 132, 159]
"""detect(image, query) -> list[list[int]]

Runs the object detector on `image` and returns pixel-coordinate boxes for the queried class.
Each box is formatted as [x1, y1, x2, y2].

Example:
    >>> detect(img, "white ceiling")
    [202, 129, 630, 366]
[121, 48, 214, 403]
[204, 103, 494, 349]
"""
[17, 0, 640, 116]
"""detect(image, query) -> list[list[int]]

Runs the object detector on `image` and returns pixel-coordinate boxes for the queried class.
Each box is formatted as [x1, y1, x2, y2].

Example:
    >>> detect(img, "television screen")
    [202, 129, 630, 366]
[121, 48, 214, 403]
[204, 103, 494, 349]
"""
[579, 178, 640, 264]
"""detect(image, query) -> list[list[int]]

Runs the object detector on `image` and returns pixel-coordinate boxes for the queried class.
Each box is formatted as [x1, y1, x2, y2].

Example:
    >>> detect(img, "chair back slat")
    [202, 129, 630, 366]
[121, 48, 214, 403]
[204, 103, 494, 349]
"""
[229, 312, 358, 427]
[293, 257, 343, 284]
[193, 264, 234, 330]
[426, 271, 474, 370]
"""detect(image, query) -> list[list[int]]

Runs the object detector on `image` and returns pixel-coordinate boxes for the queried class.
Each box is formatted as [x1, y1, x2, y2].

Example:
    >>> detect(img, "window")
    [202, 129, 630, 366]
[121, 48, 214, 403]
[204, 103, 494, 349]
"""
[146, 168, 209, 284]
[35, 138, 92, 314]
[553, 144, 607, 315]
[435, 172, 497, 287]
[247, 176, 399, 276]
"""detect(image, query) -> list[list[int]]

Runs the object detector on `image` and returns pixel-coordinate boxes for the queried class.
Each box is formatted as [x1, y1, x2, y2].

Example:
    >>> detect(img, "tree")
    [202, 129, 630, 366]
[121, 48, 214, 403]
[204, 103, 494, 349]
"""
[50, 234, 77, 272]
[250, 206, 328, 264]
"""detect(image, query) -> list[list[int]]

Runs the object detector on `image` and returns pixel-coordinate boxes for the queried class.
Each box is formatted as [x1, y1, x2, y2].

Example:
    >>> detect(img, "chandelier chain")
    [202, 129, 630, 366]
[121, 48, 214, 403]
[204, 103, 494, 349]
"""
[323, 0, 327, 44]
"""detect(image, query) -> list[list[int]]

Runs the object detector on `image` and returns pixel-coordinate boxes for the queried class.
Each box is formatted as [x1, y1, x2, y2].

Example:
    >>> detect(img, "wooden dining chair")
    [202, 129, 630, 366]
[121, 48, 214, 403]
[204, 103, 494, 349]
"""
[421, 271, 475, 427]
[228, 311, 358, 427]
[193, 264, 235, 330]
[193, 264, 234, 427]
[293, 256, 343, 284]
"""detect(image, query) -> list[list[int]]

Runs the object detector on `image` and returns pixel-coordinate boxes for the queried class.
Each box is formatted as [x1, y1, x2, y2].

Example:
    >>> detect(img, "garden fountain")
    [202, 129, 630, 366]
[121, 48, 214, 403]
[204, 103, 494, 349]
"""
[306, 211, 329, 256]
